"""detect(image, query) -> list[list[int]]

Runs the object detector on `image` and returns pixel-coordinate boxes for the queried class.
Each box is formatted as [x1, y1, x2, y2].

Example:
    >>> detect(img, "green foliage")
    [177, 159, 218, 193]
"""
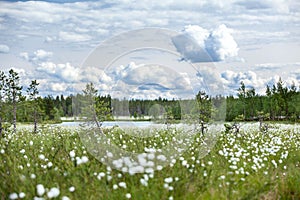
[226, 78, 300, 122]
[76, 82, 112, 127]
[0, 71, 6, 137]
[0, 124, 299, 199]
[26, 80, 40, 133]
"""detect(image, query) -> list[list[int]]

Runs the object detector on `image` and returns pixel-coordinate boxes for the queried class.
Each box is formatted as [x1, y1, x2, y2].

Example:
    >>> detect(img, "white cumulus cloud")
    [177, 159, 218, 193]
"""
[221, 69, 300, 96]
[59, 31, 92, 42]
[0, 44, 9, 53]
[20, 49, 53, 63]
[172, 24, 239, 62]
[32, 49, 53, 61]
[37, 62, 80, 83]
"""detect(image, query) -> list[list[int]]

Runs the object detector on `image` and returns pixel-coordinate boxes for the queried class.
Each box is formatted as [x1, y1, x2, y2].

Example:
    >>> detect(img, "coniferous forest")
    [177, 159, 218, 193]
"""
[0, 69, 300, 128]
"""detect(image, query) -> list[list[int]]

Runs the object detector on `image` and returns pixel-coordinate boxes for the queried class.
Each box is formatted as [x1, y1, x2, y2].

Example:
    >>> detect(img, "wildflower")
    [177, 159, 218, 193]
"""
[125, 193, 131, 199]
[271, 160, 277, 168]
[81, 156, 89, 163]
[76, 156, 89, 165]
[113, 184, 118, 190]
[38, 154, 45, 160]
[140, 178, 148, 186]
[118, 182, 127, 188]
[33, 197, 44, 200]
[164, 177, 173, 183]
[182, 160, 187, 166]
[62, 196, 70, 200]
[157, 155, 166, 161]
[107, 175, 112, 181]
[69, 186, 75, 192]
[20, 149, 25, 154]
[69, 150, 75, 158]
[36, 184, 45, 196]
[19, 192, 25, 199]
[47, 187, 60, 198]
[147, 153, 155, 160]
[107, 152, 113, 158]
[47, 162, 53, 168]
[145, 167, 154, 174]
[9, 193, 18, 200]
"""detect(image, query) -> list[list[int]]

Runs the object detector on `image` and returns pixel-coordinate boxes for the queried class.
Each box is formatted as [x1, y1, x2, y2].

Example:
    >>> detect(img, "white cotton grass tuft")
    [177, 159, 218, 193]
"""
[76, 156, 89, 165]
[126, 193, 132, 199]
[164, 177, 173, 183]
[9, 193, 18, 200]
[69, 150, 75, 158]
[140, 178, 148, 186]
[38, 154, 45, 160]
[31, 174, 36, 179]
[47, 162, 53, 168]
[69, 186, 75, 192]
[118, 182, 127, 188]
[19, 192, 26, 199]
[47, 187, 60, 198]
[113, 184, 118, 190]
[36, 184, 45, 196]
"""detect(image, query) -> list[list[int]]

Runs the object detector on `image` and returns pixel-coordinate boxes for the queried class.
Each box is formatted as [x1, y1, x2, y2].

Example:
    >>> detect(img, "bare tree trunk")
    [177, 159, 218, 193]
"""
[0, 117, 2, 137]
[13, 101, 17, 133]
[34, 108, 37, 133]
[93, 107, 103, 134]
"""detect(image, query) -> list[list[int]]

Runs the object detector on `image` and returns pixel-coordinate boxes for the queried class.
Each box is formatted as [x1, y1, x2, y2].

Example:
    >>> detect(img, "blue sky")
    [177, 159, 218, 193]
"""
[0, 0, 299, 98]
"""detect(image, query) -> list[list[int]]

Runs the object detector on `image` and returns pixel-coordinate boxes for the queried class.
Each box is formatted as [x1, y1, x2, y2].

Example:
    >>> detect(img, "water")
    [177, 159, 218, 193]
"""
[57, 121, 154, 128]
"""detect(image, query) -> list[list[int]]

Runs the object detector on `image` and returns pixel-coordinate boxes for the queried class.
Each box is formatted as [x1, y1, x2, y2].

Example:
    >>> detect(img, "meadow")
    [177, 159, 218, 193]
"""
[1, 123, 300, 200]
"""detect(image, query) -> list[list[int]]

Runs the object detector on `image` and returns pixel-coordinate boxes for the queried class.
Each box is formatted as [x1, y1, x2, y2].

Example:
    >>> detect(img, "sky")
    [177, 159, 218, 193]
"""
[0, 0, 299, 99]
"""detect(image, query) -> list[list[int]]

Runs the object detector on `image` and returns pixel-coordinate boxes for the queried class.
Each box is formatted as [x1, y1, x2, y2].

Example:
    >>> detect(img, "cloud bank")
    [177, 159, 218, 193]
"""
[173, 24, 239, 62]
[221, 69, 300, 96]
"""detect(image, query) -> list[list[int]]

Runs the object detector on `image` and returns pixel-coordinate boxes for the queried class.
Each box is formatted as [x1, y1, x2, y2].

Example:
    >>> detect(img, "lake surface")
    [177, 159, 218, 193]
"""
[57, 121, 154, 128]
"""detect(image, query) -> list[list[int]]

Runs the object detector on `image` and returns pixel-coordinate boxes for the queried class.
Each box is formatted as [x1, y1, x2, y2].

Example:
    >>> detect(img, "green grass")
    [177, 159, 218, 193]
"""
[0, 124, 299, 200]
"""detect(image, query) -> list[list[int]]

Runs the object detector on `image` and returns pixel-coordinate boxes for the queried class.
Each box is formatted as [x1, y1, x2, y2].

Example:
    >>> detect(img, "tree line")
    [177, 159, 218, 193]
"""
[226, 79, 300, 121]
[0, 69, 299, 135]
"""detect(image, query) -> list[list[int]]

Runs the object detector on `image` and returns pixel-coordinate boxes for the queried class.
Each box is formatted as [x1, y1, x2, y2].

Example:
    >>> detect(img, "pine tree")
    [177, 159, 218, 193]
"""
[238, 81, 246, 120]
[0, 71, 6, 137]
[5, 69, 23, 133]
[81, 83, 111, 132]
[27, 80, 39, 133]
